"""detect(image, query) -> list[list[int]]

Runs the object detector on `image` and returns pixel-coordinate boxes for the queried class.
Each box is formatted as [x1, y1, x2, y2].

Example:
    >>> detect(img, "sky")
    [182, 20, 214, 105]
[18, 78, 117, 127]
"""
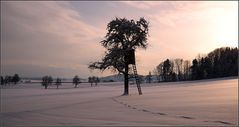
[1, 1, 238, 78]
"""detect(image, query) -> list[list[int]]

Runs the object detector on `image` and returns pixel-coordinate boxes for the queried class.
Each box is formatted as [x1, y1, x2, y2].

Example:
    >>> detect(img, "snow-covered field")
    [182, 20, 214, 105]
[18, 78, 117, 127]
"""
[1, 77, 238, 126]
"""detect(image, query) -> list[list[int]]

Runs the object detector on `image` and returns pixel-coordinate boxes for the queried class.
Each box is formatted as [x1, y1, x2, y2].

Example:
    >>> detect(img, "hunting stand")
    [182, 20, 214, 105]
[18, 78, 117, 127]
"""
[125, 49, 142, 95]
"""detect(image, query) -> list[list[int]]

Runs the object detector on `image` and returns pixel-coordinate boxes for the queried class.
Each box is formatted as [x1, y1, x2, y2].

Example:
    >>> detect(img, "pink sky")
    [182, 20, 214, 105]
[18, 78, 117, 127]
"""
[1, 1, 238, 78]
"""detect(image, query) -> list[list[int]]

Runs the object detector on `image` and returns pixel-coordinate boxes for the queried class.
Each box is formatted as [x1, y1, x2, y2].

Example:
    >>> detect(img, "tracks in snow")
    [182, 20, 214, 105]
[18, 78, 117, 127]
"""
[111, 97, 233, 126]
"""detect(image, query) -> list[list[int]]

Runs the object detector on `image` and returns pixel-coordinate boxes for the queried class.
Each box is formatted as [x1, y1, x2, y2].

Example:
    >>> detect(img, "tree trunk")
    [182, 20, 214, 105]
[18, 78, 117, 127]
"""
[123, 64, 129, 95]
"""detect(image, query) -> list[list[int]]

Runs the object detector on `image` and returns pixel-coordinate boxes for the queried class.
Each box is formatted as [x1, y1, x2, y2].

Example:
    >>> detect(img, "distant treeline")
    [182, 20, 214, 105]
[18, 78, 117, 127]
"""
[153, 47, 238, 82]
[40, 75, 101, 89]
[1, 74, 21, 85]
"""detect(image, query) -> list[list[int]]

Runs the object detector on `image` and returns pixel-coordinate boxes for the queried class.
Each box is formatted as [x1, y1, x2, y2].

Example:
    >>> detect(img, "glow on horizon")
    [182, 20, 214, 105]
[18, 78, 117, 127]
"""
[211, 7, 238, 47]
[1, 1, 238, 78]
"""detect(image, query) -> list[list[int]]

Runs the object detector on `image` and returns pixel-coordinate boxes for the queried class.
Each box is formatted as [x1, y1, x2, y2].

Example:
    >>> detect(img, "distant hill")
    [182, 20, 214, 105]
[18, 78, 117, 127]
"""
[100, 74, 124, 82]
[99, 74, 157, 83]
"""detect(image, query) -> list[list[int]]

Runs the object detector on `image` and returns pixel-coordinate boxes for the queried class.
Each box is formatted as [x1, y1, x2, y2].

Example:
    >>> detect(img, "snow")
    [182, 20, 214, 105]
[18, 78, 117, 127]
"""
[1, 78, 238, 126]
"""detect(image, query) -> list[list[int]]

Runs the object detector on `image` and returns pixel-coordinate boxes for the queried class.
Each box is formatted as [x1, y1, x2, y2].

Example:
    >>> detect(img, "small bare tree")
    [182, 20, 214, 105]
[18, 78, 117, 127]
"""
[42, 76, 52, 89]
[174, 59, 183, 81]
[73, 75, 80, 88]
[55, 78, 62, 89]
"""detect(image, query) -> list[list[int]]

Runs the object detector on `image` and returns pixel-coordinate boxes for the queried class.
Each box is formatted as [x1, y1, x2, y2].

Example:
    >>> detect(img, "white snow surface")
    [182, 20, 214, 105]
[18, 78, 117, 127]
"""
[1, 77, 238, 126]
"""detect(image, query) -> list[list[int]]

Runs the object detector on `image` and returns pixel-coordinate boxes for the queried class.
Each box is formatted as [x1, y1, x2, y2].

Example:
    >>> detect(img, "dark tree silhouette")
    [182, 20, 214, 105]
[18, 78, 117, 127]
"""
[188, 47, 238, 80]
[203, 57, 213, 78]
[171, 72, 177, 81]
[12, 74, 20, 84]
[191, 59, 199, 80]
[88, 77, 93, 87]
[183, 60, 191, 80]
[163, 59, 173, 81]
[89, 17, 149, 95]
[89, 76, 100, 86]
[48, 76, 53, 85]
[55, 78, 62, 89]
[174, 59, 183, 80]
[154, 63, 163, 82]
[4, 76, 12, 85]
[1, 76, 4, 85]
[73, 75, 80, 88]
[155, 59, 191, 82]
[42, 76, 50, 89]
[3, 76, 7, 85]
[204, 47, 238, 78]
[197, 57, 205, 79]
[153, 47, 237, 82]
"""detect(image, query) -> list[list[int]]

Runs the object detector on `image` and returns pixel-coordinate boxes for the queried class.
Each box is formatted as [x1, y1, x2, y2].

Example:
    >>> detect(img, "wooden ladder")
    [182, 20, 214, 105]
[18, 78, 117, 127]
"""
[132, 65, 142, 95]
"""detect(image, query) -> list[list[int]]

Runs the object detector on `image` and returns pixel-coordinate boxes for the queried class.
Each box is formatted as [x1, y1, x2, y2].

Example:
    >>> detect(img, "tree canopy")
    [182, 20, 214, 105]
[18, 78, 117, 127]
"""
[89, 17, 149, 73]
[89, 17, 149, 95]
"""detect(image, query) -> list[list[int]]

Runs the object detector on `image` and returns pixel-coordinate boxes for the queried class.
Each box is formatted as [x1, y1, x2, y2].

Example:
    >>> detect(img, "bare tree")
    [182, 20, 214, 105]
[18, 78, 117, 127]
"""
[55, 78, 62, 89]
[174, 59, 183, 81]
[183, 60, 191, 80]
[154, 63, 163, 82]
[73, 75, 80, 88]
[42, 76, 51, 89]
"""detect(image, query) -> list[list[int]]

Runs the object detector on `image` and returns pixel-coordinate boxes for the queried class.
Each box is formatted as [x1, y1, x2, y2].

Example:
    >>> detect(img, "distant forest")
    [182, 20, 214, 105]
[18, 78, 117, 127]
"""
[153, 47, 238, 82]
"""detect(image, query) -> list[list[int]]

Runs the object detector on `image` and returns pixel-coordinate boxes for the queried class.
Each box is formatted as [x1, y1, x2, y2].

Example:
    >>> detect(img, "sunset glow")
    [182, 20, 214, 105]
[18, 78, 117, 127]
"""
[1, 1, 238, 78]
